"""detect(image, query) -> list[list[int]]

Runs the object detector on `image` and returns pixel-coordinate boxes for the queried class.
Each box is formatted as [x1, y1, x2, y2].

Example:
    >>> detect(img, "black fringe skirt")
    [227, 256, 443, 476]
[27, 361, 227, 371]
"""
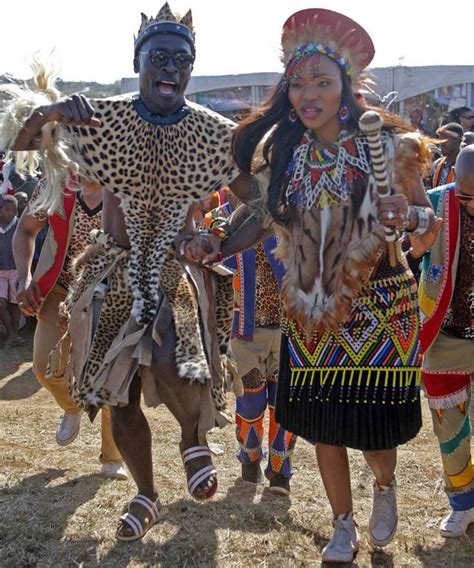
[276, 336, 422, 451]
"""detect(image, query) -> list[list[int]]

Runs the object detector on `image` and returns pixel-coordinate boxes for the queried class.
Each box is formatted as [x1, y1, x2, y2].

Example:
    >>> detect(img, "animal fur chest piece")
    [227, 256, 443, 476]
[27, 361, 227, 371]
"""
[64, 96, 239, 323]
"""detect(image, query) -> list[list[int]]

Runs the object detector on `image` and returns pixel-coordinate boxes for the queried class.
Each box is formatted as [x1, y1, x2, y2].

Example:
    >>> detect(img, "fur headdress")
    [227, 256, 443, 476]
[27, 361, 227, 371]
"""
[134, 2, 195, 55]
[281, 9, 374, 83]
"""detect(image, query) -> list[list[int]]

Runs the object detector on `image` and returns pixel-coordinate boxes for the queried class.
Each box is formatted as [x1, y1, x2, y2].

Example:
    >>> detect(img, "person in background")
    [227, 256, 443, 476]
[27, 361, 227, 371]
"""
[409, 107, 431, 135]
[13, 176, 127, 480]
[414, 145, 474, 538]
[449, 106, 474, 132]
[460, 131, 474, 149]
[206, 199, 296, 495]
[429, 123, 463, 188]
[14, 191, 29, 216]
[0, 195, 25, 347]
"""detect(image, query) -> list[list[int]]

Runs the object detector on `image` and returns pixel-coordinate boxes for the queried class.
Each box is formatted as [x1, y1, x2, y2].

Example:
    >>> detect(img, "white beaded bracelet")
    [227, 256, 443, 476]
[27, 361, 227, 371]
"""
[408, 206, 431, 235]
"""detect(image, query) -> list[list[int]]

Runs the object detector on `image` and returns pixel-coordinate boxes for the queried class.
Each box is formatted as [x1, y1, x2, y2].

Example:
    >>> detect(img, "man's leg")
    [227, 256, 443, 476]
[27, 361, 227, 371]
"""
[429, 387, 474, 535]
[236, 369, 267, 483]
[111, 375, 159, 540]
[151, 322, 219, 499]
[423, 332, 474, 537]
[266, 375, 296, 491]
[265, 328, 296, 491]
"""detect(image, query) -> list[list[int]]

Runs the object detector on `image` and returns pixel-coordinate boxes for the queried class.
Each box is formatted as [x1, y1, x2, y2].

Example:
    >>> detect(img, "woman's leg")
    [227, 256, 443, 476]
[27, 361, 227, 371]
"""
[363, 448, 398, 546]
[317, 443, 359, 562]
[363, 448, 397, 486]
[316, 443, 352, 514]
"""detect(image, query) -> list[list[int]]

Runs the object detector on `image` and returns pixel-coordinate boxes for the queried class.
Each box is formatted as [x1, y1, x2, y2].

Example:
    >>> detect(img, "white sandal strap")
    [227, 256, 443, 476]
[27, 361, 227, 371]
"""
[131, 494, 159, 521]
[188, 465, 217, 494]
[120, 512, 143, 537]
[182, 445, 211, 464]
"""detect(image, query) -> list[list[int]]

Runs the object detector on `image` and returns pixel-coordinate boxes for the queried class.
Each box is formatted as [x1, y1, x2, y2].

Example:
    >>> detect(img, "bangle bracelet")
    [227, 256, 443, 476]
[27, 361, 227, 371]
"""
[406, 206, 430, 235]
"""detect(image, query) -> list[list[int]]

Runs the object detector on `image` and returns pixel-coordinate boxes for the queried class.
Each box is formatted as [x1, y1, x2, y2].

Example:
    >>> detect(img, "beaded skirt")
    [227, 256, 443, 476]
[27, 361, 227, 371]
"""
[276, 255, 422, 451]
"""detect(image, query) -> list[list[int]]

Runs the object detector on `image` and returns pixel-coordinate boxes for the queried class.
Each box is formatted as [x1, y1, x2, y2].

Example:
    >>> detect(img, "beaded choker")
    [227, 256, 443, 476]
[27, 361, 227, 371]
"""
[132, 96, 191, 126]
[285, 130, 371, 209]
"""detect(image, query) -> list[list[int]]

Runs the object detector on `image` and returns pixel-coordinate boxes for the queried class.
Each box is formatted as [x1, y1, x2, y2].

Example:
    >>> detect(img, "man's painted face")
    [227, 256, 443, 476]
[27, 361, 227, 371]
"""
[135, 33, 194, 116]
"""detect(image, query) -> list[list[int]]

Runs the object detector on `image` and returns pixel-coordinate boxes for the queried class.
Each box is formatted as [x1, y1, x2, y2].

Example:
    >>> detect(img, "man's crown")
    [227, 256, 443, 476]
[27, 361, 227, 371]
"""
[136, 2, 193, 37]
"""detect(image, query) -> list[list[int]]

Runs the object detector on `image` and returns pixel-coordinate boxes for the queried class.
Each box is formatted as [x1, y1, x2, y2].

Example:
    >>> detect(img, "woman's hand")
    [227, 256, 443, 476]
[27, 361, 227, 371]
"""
[16, 278, 43, 316]
[377, 193, 414, 229]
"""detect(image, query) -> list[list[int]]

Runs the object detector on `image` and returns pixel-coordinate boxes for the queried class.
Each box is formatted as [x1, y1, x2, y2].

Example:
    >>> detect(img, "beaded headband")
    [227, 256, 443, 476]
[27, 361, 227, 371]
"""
[281, 9, 374, 85]
[286, 43, 352, 79]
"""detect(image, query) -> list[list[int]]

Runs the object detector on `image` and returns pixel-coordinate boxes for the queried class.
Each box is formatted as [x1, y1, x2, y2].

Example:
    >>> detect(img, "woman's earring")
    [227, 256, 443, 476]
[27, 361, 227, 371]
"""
[288, 108, 299, 125]
[339, 104, 350, 123]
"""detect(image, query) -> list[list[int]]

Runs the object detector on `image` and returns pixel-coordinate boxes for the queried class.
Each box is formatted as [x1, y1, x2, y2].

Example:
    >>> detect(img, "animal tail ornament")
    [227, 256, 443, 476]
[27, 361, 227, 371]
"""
[359, 110, 398, 267]
[0, 55, 78, 216]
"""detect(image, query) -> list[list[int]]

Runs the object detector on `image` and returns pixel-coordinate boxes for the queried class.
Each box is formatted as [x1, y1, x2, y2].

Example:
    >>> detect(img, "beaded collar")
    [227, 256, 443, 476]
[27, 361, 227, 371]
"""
[285, 129, 371, 209]
[132, 96, 191, 126]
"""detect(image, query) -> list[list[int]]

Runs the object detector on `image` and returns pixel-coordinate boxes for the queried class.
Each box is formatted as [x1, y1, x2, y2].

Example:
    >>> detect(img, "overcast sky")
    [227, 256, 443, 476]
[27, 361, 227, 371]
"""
[1, 0, 472, 83]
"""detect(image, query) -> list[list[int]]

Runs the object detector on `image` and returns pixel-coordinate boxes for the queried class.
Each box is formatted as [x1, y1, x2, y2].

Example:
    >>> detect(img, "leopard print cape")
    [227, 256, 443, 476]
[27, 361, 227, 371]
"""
[62, 96, 239, 325]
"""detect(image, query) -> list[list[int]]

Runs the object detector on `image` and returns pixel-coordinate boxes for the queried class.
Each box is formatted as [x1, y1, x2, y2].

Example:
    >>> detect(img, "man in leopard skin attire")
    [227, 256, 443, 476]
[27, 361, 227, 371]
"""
[3, 3, 258, 541]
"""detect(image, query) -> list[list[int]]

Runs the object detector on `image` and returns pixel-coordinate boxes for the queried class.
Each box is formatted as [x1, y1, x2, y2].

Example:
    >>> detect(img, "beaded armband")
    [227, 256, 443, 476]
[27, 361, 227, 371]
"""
[407, 206, 431, 236]
[208, 218, 232, 240]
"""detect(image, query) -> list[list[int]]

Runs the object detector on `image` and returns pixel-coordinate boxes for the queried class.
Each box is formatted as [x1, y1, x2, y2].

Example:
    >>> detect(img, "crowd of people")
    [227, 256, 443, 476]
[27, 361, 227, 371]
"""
[0, 4, 472, 563]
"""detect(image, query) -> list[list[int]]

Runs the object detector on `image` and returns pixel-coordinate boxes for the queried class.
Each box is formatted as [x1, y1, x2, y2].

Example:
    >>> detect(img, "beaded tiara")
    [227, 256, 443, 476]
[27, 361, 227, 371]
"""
[281, 9, 375, 82]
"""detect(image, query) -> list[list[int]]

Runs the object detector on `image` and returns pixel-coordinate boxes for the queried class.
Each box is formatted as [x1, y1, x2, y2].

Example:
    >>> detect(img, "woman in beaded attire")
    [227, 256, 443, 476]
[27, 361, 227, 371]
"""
[184, 8, 435, 562]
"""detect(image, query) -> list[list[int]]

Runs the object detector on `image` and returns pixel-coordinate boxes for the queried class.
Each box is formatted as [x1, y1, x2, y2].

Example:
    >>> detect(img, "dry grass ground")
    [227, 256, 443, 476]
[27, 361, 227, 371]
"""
[1, 328, 473, 567]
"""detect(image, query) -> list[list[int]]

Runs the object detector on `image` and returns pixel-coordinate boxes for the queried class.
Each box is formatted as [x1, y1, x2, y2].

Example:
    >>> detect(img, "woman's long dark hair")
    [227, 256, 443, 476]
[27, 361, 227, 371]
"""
[232, 66, 410, 225]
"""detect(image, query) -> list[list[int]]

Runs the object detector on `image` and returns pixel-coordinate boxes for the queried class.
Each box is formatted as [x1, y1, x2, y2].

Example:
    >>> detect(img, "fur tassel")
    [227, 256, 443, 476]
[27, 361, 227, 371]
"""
[427, 387, 469, 410]
[0, 58, 79, 216]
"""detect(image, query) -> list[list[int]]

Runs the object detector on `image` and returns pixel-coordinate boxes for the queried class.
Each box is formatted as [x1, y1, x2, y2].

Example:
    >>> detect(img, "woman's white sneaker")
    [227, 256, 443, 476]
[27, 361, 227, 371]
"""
[56, 411, 83, 446]
[440, 508, 474, 537]
[369, 478, 398, 546]
[321, 513, 359, 563]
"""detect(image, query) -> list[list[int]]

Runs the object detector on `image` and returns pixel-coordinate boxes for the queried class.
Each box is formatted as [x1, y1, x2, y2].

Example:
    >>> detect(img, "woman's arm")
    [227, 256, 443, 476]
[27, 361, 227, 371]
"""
[13, 210, 48, 315]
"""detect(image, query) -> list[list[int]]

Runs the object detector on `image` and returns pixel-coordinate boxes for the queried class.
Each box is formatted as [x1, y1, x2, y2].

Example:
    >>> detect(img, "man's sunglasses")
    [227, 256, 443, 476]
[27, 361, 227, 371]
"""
[140, 50, 194, 69]
[455, 192, 474, 202]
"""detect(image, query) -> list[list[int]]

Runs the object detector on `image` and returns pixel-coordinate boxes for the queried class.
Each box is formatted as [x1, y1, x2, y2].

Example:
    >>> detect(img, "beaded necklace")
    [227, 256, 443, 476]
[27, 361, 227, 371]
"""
[286, 129, 371, 209]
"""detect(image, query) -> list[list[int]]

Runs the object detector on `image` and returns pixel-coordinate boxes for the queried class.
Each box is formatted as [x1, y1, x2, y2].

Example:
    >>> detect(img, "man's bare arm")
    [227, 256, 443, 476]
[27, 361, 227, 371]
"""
[10, 95, 101, 151]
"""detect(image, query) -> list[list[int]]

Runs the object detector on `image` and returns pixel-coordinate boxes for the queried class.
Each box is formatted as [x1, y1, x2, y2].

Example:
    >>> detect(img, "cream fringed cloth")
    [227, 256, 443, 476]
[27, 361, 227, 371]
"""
[49, 231, 233, 435]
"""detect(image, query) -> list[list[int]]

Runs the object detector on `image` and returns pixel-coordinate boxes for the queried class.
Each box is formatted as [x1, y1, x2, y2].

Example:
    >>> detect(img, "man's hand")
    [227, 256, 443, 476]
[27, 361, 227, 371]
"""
[16, 279, 43, 316]
[40, 94, 101, 127]
[179, 233, 222, 265]
[409, 217, 443, 259]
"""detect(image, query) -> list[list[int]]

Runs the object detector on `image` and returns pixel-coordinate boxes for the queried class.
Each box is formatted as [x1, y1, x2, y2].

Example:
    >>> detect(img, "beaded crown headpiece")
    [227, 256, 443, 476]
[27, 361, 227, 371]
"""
[281, 9, 374, 83]
[134, 2, 195, 55]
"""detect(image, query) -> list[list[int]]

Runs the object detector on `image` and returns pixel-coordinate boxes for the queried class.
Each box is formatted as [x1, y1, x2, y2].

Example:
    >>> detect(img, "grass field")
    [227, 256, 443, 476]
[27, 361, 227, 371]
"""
[1, 329, 473, 567]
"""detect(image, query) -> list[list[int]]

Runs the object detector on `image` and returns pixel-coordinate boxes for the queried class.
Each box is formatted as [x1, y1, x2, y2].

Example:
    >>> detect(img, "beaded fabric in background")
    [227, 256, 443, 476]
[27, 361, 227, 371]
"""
[285, 129, 371, 209]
